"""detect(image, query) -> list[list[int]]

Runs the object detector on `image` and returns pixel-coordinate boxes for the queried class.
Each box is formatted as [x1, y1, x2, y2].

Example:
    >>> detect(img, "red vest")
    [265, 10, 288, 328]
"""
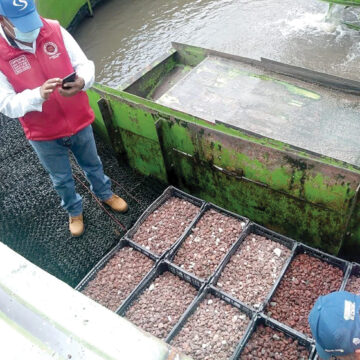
[0, 18, 94, 140]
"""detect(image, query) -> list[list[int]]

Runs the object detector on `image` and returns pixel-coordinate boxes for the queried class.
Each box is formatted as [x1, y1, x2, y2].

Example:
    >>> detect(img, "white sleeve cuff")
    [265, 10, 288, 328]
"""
[28, 87, 45, 111]
[76, 61, 95, 91]
[33, 87, 45, 104]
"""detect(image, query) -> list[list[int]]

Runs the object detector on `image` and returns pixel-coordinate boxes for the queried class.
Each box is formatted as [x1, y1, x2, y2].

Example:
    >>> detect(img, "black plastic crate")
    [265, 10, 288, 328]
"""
[343, 262, 360, 293]
[294, 243, 349, 289]
[263, 242, 350, 340]
[166, 285, 255, 359]
[123, 235, 162, 262]
[124, 186, 205, 259]
[211, 222, 296, 312]
[234, 314, 315, 360]
[75, 237, 158, 291]
[117, 260, 204, 318]
[166, 202, 249, 282]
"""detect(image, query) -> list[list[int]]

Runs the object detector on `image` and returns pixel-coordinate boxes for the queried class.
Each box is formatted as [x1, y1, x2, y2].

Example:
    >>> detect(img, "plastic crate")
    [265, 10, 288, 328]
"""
[75, 238, 158, 312]
[294, 243, 350, 289]
[234, 314, 316, 360]
[263, 242, 350, 340]
[117, 260, 204, 318]
[343, 262, 360, 292]
[75, 237, 158, 291]
[166, 202, 249, 282]
[166, 285, 255, 359]
[211, 222, 296, 312]
[124, 186, 205, 259]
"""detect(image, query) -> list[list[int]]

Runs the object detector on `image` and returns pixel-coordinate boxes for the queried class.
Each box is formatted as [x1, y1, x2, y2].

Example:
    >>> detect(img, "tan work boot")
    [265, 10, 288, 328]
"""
[103, 194, 128, 213]
[69, 214, 85, 237]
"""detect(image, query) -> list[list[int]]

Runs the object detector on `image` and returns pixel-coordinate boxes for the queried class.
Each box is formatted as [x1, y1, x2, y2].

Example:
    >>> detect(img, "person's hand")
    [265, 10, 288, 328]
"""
[58, 76, 85, 97]
[40, 78, 62, 100]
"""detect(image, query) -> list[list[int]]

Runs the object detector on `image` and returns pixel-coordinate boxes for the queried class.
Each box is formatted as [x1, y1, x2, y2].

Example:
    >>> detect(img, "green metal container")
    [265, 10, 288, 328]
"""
[35, 0, 105, 29]
[86, 42, 360, 258]
[35, 0, 360, 257]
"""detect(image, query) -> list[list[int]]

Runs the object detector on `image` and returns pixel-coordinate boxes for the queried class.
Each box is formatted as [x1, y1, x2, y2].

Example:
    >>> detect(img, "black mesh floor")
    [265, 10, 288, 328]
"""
[0, 115, 166, 287]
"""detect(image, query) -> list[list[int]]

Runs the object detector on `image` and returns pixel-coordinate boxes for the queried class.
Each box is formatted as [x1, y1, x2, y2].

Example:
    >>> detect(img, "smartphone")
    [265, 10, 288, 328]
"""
[62, 72, 76, 89]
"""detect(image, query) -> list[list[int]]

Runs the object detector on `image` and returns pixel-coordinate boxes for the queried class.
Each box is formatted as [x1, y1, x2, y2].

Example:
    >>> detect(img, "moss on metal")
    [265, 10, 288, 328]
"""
[87, 81, 360, 255]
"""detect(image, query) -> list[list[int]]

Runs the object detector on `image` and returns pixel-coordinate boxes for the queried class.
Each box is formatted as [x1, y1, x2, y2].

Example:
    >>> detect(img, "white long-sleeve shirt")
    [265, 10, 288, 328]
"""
[0, 26, 95, 119]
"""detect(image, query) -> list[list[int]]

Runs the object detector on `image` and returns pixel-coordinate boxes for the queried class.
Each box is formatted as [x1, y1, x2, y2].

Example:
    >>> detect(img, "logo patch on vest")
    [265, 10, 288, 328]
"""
[9, 55, 31, 75]
[44, 42, 61, 59]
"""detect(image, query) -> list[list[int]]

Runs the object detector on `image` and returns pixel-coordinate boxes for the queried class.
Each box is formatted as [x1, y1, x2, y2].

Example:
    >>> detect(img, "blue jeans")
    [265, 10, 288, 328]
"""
[29, 125, 113, 217]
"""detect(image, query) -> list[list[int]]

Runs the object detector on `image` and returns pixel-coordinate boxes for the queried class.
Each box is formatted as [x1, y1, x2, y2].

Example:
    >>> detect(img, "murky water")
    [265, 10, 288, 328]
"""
[75, 0, 360, 87]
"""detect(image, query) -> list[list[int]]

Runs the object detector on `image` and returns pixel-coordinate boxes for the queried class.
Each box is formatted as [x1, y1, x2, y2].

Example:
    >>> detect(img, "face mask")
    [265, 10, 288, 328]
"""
[14, 27, 40, 43]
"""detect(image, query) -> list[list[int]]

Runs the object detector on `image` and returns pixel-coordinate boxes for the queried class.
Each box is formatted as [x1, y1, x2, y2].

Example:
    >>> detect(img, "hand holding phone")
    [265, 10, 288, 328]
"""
[62, 72, 76, 89]
[59, 73, 85, 98]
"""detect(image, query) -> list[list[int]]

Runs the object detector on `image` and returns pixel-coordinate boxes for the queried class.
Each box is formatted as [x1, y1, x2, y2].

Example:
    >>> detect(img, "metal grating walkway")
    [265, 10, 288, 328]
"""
[0, 115, 166, 287]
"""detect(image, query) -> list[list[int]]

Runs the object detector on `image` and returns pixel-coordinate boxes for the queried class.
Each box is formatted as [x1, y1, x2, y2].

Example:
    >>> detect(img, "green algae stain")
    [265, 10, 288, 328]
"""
[304, 173, 355, 208]
[250, 73, 321, 100]
[277, 81, 321, 100]
[225, 67, 321, 100]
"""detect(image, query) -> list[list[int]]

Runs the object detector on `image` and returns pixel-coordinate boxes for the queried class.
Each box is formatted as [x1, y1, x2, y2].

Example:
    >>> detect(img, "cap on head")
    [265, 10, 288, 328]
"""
[309, 291, 360, 359]
[0, 0, 42, 32]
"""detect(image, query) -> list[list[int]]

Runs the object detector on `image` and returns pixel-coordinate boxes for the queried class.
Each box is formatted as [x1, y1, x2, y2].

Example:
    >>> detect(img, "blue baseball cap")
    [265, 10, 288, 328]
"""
[0, 0, 42, 32]
[309, 291, 360, 359]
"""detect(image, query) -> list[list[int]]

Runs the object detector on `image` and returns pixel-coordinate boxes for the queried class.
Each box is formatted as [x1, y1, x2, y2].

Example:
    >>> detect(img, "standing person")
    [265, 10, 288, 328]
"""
[0, 0, 128, 237]
[309, 291, 360, 360]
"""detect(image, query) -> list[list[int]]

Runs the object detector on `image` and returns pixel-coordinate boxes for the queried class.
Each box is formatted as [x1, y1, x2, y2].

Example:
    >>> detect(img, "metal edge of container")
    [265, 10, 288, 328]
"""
[166, 202, 249, 282]
[116, 260, 204, 336]
[210, 222, 297, 313]
[120, 48, 178, 92]
[165, 284, 255, 359]
[232, 313, 316, 360]
[261, 242, 351, 342]
[124, 186, 205, 260]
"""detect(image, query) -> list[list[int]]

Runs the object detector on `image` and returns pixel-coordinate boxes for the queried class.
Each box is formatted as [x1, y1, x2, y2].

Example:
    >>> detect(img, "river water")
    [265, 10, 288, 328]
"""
[75, 0, 360, 87]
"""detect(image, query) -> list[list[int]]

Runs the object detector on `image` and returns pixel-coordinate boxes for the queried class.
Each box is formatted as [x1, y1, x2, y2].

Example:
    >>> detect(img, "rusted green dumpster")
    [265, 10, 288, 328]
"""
[87, 42, 360, 257]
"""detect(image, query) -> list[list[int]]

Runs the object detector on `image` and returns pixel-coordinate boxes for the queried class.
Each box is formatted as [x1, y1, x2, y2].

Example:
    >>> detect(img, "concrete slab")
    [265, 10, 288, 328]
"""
[0, 311, 63, 360]
[0, 242, 191, 360]
[157, 55, 360, 167]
